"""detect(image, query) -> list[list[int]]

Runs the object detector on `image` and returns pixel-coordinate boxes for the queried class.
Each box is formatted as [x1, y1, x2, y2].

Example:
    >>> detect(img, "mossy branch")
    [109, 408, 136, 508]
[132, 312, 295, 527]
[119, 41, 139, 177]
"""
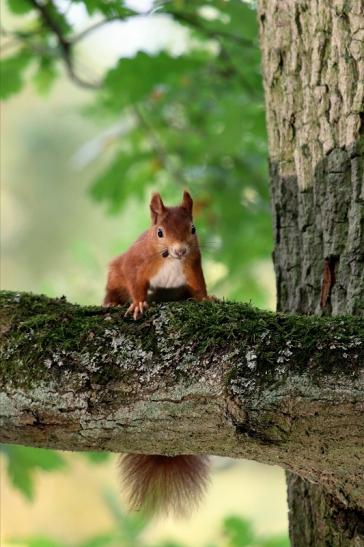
[0, 291, 363, 508]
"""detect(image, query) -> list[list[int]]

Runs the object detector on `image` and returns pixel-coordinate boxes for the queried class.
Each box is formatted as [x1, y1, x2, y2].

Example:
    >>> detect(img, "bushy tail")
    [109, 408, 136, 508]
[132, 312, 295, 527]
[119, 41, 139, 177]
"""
[118, 454, 210, 517]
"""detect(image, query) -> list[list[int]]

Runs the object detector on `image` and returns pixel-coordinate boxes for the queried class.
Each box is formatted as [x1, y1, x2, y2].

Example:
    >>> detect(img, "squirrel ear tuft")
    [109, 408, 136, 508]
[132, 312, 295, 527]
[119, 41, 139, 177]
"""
[150, 193, 165, 224]
[181, 190, 193, 216]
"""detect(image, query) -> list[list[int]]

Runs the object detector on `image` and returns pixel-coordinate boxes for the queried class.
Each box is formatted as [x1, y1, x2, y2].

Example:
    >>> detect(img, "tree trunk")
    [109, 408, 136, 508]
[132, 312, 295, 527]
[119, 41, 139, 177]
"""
[258, 0, 364, 545]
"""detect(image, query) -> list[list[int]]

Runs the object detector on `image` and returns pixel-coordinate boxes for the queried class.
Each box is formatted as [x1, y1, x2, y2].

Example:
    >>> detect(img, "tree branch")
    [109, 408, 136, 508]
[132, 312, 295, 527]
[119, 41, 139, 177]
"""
[0, 291, 363, 509]
[7, 3, 253, 92]
[28, 0, 101, 89]
[71, 14, 134, 44]
[71, 10, 253, 47]
[167, 10, 253, 48]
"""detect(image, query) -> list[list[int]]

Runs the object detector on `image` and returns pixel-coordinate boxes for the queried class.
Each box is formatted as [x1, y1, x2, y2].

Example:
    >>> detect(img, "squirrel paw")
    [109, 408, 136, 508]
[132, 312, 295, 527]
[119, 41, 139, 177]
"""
[125, 301, 148, 320]
[203, 295, 218, 302]
[103, 301, 119, 308]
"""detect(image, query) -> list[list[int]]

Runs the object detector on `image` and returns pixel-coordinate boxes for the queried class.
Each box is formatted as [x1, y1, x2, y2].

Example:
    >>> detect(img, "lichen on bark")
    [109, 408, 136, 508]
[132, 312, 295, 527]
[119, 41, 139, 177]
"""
[258, 0, 363, 191]
[0, 290, 363, 513]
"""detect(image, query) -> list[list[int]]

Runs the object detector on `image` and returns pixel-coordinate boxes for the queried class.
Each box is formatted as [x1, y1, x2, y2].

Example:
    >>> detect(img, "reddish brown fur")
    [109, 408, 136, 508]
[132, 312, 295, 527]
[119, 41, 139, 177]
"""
[104, 192, 212, 516]
[104, 191, 209, 311]
[119, 454, 210, 517]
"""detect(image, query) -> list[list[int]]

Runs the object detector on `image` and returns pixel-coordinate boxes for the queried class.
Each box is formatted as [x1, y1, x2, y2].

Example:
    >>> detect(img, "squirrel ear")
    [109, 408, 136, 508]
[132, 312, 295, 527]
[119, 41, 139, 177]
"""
[181, 190, 193, 216]
[150, 192, 165, 224]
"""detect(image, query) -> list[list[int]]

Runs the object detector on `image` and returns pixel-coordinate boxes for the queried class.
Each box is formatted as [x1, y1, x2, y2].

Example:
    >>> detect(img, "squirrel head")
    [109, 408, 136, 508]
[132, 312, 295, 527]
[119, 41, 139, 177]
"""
[150, 191, 197, 259]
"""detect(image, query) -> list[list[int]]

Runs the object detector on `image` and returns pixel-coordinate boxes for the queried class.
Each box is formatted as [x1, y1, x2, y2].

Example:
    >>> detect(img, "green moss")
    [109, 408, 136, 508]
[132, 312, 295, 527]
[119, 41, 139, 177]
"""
[0, 291, 175, 391]
[1, 291, 363, 391]
[162, 299, 364, 391]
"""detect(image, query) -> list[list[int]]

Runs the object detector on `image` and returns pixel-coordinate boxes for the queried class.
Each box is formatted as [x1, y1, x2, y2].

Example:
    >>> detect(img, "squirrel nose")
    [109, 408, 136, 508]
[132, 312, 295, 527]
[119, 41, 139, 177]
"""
[173, 245, 187, 257]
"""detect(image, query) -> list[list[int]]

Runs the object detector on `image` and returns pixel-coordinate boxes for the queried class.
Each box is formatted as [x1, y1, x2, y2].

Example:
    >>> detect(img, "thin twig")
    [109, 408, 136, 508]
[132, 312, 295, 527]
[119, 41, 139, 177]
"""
[28, 0, 101, 89]
[168, 10, 254, 48]
[72, 10, 253, 47]
[6, 3, 253, 91]
[72, 15, 131, 43]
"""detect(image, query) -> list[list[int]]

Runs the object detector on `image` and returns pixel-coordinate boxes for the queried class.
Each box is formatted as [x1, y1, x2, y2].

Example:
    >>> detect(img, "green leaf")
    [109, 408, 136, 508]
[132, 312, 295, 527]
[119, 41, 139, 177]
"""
[90, 150, 155, 213]
[6, 537, 62, 547]
[103, 490, 148, 542]
[33, 56, 58, 95]
[45, 3, 72, 35]
[1, 445, 67, 500]
[80, 533, 115, 547]
[260, 537, 290, 547]
[6, 0, 33, 14]
[84, 452, 110, 463]
[0, 49, 33, 99]
[102, 51, 206, 111]
[223, 515, 255, 546]
[72, 0, 135, 17]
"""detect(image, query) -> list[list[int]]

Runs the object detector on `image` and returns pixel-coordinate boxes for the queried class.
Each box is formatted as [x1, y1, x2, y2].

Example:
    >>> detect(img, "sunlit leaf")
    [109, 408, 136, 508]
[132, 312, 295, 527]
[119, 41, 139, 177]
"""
[72, 0, 136, 17]
[260, 537, 291, 547]
[33, 57, 58, 95]
[0, 50, 33, 99]
[223, 515, 255, 546]
[80, 533, 115, 547]
[85, 452, 110, 463]
[90, 150, 155, 213]
[1, 445, 67, 500]
[7, 538, 59, 547]
[6, 0, 33, 14]
[101, 52, 207, 111]
[103, 490, 148, 542]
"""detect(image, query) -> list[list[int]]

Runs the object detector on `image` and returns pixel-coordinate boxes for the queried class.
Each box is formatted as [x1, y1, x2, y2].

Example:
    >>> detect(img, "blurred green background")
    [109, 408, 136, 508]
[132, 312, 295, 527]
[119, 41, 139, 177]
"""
[1, 1, 286, 545]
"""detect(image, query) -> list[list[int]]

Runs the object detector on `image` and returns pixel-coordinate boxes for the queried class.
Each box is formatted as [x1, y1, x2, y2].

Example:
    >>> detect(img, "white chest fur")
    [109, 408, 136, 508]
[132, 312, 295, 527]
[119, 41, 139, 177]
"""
[150, 259, 186, 289]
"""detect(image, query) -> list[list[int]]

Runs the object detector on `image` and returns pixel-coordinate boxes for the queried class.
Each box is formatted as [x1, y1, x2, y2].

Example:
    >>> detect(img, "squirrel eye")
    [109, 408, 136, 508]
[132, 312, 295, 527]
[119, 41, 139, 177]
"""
[157, 228, 164, 238]
[191, 224, 196, 234]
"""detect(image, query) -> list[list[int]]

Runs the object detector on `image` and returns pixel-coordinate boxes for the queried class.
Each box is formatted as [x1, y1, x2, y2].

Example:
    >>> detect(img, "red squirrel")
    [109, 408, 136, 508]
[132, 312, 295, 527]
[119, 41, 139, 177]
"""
[104, 190, 211, 317]
[104, 191, 212, 515]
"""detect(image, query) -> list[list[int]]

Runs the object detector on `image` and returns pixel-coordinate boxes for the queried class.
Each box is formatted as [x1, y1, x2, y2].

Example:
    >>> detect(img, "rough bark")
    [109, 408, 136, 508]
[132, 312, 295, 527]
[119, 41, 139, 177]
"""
[258, 0, 364, 544]
[0, 290, 363, 509]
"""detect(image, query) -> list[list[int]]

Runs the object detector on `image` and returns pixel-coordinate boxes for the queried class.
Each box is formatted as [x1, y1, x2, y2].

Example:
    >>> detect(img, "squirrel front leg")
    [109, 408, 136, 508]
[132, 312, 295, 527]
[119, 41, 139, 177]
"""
[104, 259, 130, 307]
[125, 277, 149, 320]
[185, 257, 210, 301]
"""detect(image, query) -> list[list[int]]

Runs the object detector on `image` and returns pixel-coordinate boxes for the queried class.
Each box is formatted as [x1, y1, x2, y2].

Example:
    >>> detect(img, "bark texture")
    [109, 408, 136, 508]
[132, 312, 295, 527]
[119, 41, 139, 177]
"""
[0, 290, 363, 509]
[258, 0, 364, 544]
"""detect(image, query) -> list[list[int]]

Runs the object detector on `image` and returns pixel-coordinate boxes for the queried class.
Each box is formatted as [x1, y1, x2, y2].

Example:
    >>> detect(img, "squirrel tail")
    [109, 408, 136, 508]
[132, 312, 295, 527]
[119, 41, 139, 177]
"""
[118, 454, 210, 517]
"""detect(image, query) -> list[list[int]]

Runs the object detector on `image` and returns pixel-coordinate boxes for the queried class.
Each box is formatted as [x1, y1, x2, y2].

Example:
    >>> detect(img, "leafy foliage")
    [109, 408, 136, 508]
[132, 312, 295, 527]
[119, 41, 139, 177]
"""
[0, 445, 66, 500]
[222, 516, 289, 547]
[72, 0, 136, 18]
[1, 0, 272, 305]
[0, 49, 33, 99]
[1, 444, 288, 545]
[6, 0, 33, 15]
[85, 451, 111, 463]
[7, 500, 289, 546]
[101, 52, 206, 110]
[33, 55, 58, 95]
